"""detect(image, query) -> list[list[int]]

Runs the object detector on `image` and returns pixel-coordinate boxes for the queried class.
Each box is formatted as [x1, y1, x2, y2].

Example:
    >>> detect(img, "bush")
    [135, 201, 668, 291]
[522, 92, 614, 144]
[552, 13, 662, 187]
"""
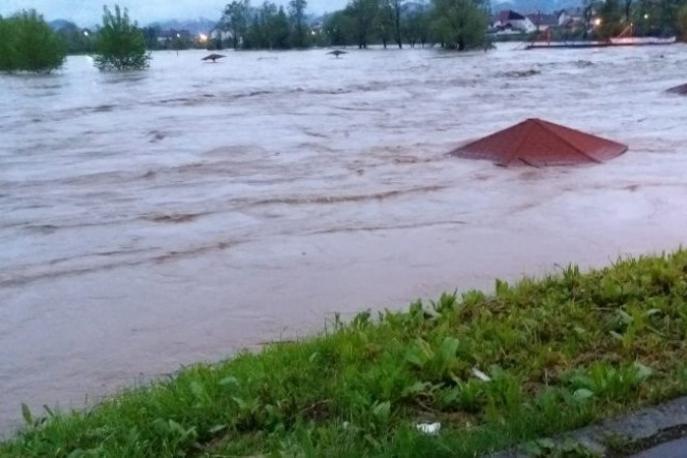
[0, 10, 66, 73]
[679, 5, 687, 42]
[94, 5, 150, 71]
[431, 0, 489, 50]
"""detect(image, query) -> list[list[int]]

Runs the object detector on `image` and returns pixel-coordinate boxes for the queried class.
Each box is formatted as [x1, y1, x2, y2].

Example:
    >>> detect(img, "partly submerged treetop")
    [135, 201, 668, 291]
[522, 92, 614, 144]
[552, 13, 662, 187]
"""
[431, 0, 489, 50]
[94, 5, 150, 71]
[0, 10, 66, 73]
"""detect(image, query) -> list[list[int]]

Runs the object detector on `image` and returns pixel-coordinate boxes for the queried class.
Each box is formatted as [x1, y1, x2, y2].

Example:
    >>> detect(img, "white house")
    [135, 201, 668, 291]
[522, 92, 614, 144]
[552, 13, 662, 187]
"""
[492, 10, 537, 34]
[209, 28, 234, 42]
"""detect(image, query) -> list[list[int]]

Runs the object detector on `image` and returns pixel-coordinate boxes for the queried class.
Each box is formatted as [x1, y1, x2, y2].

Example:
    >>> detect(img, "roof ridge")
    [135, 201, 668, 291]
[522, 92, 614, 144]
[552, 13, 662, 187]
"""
[451, 118, 627, 166]
[534, 119, 604, 164]
[501, 119, 537, 166]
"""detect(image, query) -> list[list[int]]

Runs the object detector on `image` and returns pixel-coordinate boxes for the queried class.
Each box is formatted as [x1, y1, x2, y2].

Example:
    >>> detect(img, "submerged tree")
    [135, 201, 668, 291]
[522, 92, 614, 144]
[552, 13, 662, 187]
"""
[679, 4, 687, 41]
[377, 0, 396, 47]
[392, 0, 403, 48]
[141, 26, 162, 50]
[272, 6, 292, 48]
[633, 0, 683, 36]
[243, 2, 290, 49]
[403, 1, 431, 47]
[289, 0, 309, 47]
[324, 11, 355, 45]
[431, 0, 488, 50]
[94, 5, 149, 71]
[598, 0, 624, 38]
[0, 10, 66, 73]
[624, 0, 633, 22]
[54, 21, 95, 54]
[221, 0, 250, 49]
[347, 0, 379, 48]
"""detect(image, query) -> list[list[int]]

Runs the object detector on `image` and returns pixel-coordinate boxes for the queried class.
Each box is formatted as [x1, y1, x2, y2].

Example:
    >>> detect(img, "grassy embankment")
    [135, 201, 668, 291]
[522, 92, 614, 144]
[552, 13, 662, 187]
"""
[3, 250, 687, 457]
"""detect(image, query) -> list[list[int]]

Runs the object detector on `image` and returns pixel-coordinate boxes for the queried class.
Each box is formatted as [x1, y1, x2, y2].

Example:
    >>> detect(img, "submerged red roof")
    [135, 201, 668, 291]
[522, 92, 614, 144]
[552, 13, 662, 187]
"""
[668, 83, 687, 95]
[451, 118, 628, 167]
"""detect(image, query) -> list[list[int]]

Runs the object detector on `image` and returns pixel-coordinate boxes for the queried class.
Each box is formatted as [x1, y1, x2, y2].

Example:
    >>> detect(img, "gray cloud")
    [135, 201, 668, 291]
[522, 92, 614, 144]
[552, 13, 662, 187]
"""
[2, 0, 346, 26]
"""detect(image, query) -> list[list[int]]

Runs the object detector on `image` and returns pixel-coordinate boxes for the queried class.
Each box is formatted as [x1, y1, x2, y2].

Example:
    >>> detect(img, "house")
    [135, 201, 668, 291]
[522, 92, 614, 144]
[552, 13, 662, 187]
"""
[526, 13, 559, 31]
[209, 28, 233, 42]
[492, 10, 537, 34]
[156, 29, 193, 45]
[310, 20, 324, 36]
[556, 8, 586, 29]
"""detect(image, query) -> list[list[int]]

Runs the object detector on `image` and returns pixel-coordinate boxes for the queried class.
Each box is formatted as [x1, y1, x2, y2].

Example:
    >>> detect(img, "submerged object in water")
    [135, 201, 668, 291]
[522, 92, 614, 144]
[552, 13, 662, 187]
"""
[327, 50, 347, 58]
[451, 118, 628, 167]
[202, 54, 226, 63]
[667, 83, 687, 95]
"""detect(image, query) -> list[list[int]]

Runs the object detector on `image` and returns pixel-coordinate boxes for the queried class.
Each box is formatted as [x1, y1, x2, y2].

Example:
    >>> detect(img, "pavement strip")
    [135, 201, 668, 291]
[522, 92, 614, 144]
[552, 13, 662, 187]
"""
[490, 396, 687, 457]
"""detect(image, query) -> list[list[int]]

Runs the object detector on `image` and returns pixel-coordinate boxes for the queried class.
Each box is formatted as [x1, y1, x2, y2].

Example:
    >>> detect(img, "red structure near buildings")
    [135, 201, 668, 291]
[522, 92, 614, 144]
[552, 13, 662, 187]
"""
[451, 118, 628, 167]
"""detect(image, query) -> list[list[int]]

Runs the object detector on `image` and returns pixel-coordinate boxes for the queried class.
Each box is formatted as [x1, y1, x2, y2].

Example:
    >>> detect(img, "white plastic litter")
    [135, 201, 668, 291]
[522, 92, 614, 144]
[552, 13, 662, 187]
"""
[416, 422, 441, 435]
[472, 368, 491, 382]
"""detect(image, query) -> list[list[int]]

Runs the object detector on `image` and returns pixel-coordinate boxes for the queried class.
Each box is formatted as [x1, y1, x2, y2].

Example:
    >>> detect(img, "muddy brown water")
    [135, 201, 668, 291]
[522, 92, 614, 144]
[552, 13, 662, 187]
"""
[1, 45, 687, 434]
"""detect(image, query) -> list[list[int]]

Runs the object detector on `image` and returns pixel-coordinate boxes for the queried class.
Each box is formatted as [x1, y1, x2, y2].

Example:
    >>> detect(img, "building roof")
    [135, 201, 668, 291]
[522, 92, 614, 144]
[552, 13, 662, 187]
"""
[496, 10, 527, 23]
[556, 8, 585, 18]
[450, 118, 628, 167]
[526, 13, 559, 26]
[668, 83, 687, 95]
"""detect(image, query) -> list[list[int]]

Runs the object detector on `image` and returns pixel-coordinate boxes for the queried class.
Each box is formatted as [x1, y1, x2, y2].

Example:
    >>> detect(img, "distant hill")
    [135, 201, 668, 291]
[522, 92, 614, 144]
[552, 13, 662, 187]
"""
[148, 18, 217, 34]
[48, 19, 74, 31]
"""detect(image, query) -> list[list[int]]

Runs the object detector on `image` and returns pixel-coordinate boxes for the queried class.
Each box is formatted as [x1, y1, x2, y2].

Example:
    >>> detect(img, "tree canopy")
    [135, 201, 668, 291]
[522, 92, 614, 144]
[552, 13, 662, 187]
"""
[0, 10, 66, 73]
[289, 0, 309, 47]
[318, 0, 488, 50]
[215, 0, 686, 51]
[94, 5, 150, 71]
[222, 0, 250, 49]
[680, 4, 687, 40]
[431, 0, 489, 50]
[54, 21, 95, 54]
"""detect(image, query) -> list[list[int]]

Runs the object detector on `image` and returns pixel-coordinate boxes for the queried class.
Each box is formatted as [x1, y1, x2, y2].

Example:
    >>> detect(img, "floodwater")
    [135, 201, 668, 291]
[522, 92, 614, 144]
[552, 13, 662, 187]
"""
[1, 44, 687, 433]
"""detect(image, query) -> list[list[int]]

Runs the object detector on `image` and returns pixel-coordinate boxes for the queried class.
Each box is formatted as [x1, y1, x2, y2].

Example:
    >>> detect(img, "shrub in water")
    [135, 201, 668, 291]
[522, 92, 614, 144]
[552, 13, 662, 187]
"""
[0, 10, 66, 73]
[679, 5, 687, 42]
[430, 0, 489, 50]
[94, 5, 150, 71]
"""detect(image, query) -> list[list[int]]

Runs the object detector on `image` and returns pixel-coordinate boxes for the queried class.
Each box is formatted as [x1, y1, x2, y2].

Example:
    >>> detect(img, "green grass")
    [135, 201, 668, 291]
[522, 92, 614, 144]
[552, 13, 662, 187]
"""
[4, 250, 687, 457]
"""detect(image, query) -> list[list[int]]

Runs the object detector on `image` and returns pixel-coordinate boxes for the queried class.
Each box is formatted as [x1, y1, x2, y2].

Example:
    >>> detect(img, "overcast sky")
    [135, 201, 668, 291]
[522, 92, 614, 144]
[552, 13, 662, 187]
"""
[1, 0, 348, 25]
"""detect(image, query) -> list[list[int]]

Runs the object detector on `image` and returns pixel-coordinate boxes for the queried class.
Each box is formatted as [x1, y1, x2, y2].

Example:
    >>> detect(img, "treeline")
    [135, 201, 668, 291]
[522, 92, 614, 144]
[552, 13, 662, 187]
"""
[54, 24, 209, 54]
[218, 0, 311, 49]
[592, 0, 687, 39]
[0, 6, 148, 73]
[141, 28, 209, 51]
[52, 24, 211, 55]
[217, 0, 491, 50]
